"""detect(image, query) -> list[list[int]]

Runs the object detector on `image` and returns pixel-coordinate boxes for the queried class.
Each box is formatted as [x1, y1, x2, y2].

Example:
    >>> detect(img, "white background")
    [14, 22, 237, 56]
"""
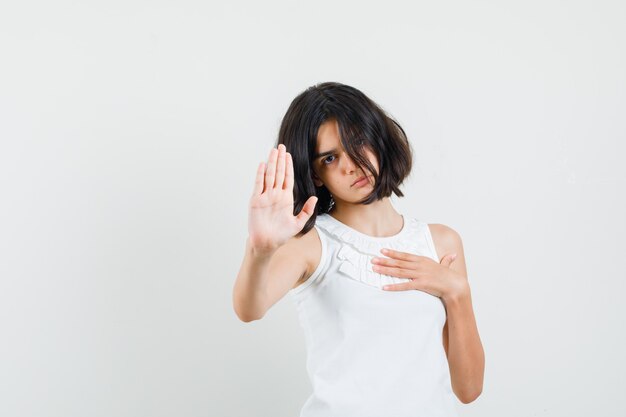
[1, 1, 625, 416]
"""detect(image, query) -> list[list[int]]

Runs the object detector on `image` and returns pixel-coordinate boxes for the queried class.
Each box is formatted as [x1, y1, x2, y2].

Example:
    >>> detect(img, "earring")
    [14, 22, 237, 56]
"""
[329, 194, 335, 210]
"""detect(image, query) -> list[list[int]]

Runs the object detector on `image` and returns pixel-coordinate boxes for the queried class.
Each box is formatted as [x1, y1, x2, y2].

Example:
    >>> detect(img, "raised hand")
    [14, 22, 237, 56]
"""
[248, 144, 318, 253]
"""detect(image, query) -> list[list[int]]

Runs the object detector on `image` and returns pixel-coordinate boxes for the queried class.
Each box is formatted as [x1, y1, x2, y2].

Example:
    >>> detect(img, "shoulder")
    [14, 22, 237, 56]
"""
[427, 223, 463, 257]
[428, 223, 462, 244]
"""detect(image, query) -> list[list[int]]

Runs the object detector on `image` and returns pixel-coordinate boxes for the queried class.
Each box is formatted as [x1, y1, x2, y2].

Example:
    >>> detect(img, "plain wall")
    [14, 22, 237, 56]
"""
[1, 1, 625, 416]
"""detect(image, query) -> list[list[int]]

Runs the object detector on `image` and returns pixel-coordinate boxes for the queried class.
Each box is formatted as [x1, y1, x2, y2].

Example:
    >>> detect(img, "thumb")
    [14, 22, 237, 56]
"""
[440, 253, 457, 266]
[295, 196, 318, 226]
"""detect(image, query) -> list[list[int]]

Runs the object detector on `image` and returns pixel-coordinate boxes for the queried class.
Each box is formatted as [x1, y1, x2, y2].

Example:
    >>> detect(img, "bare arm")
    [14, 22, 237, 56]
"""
[232, 144, 317, 322]
[443, 287, 484, 404]
[430, 224, 485, 404]
[232, 239, 276, 322]
[232, 232, 316, 322]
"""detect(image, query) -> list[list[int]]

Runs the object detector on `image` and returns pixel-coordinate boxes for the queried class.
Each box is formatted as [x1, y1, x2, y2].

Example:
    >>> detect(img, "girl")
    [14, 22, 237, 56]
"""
[233, 82, 484, 417]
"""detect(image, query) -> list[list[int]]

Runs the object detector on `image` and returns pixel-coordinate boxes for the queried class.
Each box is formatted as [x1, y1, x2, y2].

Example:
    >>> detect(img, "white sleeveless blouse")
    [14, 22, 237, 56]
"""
[288, 213, 459, 417]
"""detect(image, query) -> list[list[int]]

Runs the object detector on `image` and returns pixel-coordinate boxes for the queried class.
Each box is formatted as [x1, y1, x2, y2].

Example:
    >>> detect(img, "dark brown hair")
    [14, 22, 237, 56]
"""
[277, 82, 413, 236]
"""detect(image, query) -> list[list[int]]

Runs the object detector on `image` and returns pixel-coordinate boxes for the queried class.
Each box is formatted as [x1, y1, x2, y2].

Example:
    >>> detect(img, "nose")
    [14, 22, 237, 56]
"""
[339, 151, 357, 173]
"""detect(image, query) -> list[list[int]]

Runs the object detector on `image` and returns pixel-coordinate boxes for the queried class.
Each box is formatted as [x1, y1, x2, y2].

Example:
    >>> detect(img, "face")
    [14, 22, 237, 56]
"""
[311, 119, 379, 205]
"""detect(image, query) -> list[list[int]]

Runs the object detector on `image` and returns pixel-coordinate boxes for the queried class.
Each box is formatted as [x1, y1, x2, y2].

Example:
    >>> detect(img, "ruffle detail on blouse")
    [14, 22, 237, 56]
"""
[315, 215, 424, 290]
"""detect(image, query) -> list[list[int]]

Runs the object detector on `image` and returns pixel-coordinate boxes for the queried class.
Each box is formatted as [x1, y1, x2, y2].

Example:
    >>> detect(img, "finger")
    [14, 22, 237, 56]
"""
[380, 248, 420, 262]
[380, 248, 416, 261]
[440, 253, 457, 266]
[265, 147, 278, 193]
[372, 265, 414, 279]
[253, 162, 266, 195]
[274, 144, 286, 189]
[382, 282, 415, 291]
[284, 152, 294, 191]
[371, 256, 415, 270]
[295, 196, 318, 227]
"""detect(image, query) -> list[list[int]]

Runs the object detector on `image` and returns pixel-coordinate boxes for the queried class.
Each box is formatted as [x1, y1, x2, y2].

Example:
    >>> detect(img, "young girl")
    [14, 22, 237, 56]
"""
[233, 82, 484, 417]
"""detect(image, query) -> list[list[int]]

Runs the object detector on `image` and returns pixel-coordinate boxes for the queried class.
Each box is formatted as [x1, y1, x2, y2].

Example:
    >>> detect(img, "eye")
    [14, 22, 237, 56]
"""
[322, 155, 336, 165]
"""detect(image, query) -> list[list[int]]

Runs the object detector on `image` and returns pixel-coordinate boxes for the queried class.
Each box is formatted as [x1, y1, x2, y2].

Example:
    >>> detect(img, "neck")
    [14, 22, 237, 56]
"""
[329, 197, 403, 238]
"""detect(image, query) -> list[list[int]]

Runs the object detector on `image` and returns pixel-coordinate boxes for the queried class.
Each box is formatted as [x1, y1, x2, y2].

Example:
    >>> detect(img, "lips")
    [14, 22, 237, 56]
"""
[352, 176, 367, 186]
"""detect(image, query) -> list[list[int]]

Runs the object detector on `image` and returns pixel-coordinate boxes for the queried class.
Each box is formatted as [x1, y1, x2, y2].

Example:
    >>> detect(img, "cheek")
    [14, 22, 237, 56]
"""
[326, 176, 341, 189]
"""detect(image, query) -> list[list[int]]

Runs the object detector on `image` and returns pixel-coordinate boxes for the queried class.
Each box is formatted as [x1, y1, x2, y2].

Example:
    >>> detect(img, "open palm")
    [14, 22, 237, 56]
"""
[248, 144, 318, 253]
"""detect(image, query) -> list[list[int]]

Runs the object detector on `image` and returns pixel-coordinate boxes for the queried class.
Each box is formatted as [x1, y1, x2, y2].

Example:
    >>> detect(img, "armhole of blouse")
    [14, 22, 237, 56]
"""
[289, 225, 327, 298]
[423, 222, 441, 262]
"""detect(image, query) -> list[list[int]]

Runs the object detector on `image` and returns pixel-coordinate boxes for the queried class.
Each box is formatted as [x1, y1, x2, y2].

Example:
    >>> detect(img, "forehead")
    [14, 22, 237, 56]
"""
[316, 119, 342, 151]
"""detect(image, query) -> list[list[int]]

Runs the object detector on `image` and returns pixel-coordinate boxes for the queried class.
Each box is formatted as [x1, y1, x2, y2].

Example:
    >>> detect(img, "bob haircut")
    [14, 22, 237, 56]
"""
[276, 81, 413, 236]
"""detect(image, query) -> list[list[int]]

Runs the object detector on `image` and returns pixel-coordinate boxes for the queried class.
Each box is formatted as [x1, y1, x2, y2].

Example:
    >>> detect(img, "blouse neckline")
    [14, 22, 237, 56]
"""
[323, 213, 408, 242]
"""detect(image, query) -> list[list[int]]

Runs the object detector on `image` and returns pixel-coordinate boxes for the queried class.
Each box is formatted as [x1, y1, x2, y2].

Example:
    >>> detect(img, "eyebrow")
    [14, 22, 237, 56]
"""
[314, 149, 336, 160]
